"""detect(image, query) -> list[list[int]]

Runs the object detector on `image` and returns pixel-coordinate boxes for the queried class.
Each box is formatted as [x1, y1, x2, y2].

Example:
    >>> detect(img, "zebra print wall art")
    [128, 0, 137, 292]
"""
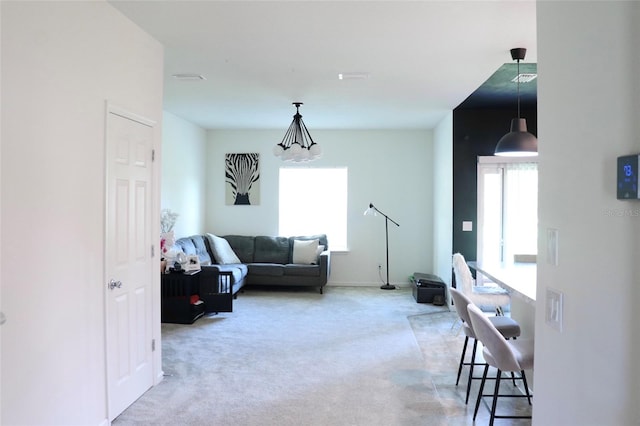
[225, 153, 260, 205]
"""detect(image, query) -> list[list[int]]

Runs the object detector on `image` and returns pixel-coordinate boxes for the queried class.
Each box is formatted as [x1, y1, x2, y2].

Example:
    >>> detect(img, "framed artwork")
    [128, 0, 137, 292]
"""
[184, 255, 201, 272]
[225, 153, 260, 205]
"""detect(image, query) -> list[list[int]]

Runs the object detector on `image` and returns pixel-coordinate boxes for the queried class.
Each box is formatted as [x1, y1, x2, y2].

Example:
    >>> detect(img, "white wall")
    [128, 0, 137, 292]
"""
[161, 111, 207, 238]
[0, 2, 4, 419]
[432, 112, 453, 292]
[1, 2, 163, 424]
[205, 129, 434, 287]
[534, 2, 640, 425]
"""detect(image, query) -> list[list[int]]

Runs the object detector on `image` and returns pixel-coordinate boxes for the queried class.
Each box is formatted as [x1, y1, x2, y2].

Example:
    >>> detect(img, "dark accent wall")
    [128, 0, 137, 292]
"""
[452, 107, 537, 262]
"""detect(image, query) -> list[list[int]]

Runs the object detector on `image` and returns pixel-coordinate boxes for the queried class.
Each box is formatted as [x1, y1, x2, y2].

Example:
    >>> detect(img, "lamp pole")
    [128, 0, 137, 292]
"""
[366, 203, 400, 290]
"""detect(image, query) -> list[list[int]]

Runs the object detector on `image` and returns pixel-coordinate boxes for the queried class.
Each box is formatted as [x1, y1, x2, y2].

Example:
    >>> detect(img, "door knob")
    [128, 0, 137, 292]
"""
[108, 279, 123, 290]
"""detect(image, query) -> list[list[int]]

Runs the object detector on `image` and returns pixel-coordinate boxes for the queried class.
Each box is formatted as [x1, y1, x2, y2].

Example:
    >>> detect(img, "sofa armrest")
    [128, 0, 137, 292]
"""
[198, 266, 234, 313]
[319, 250, 330, 284]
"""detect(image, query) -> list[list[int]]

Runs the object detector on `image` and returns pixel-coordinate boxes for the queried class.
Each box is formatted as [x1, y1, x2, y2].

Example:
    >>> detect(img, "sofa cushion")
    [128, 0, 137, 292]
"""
[175, 237, 196, 256]
[206, 233, 241, 264]
[288, 234, 328, 263]
[190, 235, 212, 266]
[223, 235, 255, 263]
[248, 263, 285, 276]
[283, 264, 320, 277]
[292, 239, 319, 264]
[254, 236, 289, 264]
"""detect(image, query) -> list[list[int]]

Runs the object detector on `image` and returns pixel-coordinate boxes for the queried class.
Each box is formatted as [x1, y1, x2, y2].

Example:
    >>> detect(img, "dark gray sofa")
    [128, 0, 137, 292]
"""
[175, 233, 330, 301]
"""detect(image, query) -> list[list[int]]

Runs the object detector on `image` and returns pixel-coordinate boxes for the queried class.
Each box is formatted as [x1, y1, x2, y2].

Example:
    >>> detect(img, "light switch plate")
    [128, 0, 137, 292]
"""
[545, 287, 563, 332]
[462, 221, 473, 232]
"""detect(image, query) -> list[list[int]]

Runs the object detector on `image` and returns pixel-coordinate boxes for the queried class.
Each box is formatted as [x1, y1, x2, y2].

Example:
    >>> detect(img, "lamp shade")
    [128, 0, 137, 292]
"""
[363, 203, 376, 216]
[494, 118, 538, 157]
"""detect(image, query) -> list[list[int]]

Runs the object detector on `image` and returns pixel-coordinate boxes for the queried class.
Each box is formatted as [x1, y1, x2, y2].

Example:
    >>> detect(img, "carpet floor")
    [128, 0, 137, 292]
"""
[114, 286, 531, 425]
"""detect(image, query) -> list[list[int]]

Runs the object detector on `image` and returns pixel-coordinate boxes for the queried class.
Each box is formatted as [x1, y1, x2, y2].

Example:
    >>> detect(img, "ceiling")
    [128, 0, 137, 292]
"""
[458, 62, 537, 109]
[109, 1, 537, 130]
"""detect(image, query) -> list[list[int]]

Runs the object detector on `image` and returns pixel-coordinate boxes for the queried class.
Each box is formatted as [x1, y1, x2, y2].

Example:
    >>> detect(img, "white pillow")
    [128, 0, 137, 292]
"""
[292, 239, 319, 264]
[206, 233, 241, 264]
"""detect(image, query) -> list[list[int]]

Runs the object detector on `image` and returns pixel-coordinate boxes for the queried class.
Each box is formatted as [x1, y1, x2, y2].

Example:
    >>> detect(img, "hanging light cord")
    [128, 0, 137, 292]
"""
[516, 58, 521, 119]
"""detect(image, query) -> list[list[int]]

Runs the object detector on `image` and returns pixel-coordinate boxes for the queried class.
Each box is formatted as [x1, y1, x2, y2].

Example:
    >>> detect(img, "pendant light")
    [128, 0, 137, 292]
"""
[494, 48, 538, 157]
[273, 102, 321, 162]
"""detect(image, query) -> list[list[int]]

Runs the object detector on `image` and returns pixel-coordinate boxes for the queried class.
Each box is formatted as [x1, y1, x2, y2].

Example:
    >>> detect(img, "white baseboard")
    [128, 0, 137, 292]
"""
[326, 282, 410, 288]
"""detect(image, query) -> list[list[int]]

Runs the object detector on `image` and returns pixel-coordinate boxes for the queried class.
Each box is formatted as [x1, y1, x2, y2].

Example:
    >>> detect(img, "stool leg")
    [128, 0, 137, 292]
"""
[521, 369, 532, 405]
[473, 364, 489, 420]
[465, 338, 479, 404]
[489, 369, 502, 426]
[456, 336, 469, 386]
[507, 337, 517, 386]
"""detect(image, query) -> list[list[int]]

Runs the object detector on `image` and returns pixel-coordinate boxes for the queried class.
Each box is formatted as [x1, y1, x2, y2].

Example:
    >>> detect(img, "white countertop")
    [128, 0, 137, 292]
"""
[468, 261, 537, 304]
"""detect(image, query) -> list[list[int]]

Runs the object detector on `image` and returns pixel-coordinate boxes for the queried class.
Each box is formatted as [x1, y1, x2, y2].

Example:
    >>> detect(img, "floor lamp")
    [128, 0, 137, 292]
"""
[364, 203, 400, 290]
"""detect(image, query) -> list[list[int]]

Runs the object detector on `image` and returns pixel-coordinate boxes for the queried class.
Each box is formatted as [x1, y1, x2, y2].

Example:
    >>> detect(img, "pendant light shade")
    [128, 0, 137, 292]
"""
[495, 118, 538, 157]
[495, 48, 538, 157]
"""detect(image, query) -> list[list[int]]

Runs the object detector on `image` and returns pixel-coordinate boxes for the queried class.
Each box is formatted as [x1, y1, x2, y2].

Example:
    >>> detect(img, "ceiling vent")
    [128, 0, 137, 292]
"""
[171, 73, 206, 81]
[512, 73, 537, 83]
[338, 72, 370, 80]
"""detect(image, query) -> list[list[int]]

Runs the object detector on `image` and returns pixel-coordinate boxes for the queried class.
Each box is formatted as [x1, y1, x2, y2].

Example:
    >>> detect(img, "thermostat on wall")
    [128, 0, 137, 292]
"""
[617, 154, 640, 199]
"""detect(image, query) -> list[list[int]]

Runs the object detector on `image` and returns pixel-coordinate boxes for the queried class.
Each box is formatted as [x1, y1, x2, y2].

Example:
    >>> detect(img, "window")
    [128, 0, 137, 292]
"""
[477, 157, 537, 264]
[279, 167, 348, 251]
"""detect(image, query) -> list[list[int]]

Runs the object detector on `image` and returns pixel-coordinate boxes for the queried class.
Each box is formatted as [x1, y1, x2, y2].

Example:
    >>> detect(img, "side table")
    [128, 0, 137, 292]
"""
[161, 270, 205, 324]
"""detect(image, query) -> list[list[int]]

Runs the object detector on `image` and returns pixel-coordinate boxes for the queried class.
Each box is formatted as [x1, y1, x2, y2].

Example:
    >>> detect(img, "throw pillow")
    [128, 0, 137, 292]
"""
[292, 239, 319, 264]
[206, 233, 241, 264]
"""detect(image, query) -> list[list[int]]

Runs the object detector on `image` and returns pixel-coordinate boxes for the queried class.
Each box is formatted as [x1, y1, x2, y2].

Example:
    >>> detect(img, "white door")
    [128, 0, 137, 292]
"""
[105, 106, 155, 421]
